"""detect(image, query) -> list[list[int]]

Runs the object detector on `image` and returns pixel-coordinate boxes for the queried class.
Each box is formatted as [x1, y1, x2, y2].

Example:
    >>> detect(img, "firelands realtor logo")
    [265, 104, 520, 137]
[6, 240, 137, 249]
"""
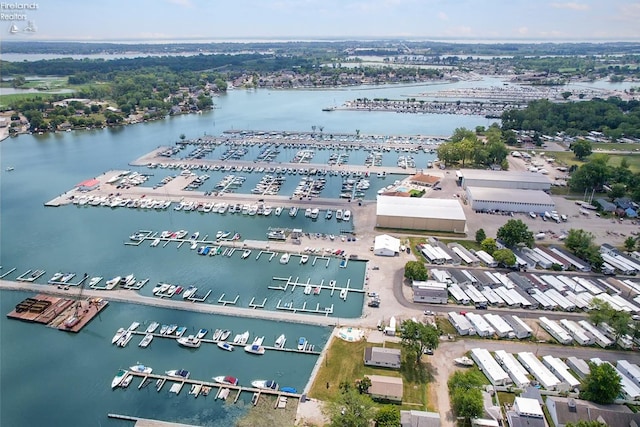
[1, 2, 39, 34]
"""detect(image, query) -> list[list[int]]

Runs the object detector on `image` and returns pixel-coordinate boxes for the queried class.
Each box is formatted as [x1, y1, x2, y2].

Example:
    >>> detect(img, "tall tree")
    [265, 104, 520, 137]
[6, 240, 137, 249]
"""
[481, 238, 497, 255]
[374, 405, 400, 427]
[475, 229, 486, 244]
[581, 362, 622, 404]
[493, 248, 516, 267]
[448, 370, 485, 421]
[624, 236, 637, 252]
[404, 261, 428, 281]
[497, 219, 534, 248]
[325, 387, 376, 427]
[400, 320, 439, 364]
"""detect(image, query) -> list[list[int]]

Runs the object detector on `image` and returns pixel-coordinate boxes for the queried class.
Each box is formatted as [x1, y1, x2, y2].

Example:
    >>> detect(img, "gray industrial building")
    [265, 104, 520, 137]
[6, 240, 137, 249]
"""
[412, 281, 448, 304]
[466, 187, 555, 214]
[458, 169, 551, 191]
[376, 196, 467, 233]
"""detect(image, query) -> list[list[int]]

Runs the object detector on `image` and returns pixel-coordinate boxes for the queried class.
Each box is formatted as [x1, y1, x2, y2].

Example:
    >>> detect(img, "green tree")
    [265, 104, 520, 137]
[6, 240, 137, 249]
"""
[497, 219, 534, 248]
[571, 140, 593, 160]
[404, 261, 428, 281]
[475, 229, 486, 244]
[624, 236, 637, 252]
[400, 320, 439, 364]
[374, 405, 400, 427]
[581, 362, 622, 404]
[569, 154, 610, 191]
[325, 387, 376, 427]
[448, 370, 485, 421]
[565, 229, 595, 256]
[481, 238, 497, 255]
[356, 376, 371, 394]
[608, 183, 626, 200]
[493, 248, 516, 267]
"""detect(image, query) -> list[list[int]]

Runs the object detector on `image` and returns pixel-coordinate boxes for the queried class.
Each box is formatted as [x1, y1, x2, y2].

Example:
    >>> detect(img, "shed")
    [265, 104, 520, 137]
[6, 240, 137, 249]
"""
[364, 347, 401, 369]
[366, 375, 403, 402]
[75, 178, 100, 192]
[373, 234, 401, 257]
[400, 410, 441, 427]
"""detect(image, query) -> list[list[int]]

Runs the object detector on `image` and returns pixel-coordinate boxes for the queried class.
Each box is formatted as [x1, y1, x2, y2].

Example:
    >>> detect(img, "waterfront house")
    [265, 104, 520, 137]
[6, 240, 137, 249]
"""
[363, 347, 401, 369]
[365, 375, 403, 402]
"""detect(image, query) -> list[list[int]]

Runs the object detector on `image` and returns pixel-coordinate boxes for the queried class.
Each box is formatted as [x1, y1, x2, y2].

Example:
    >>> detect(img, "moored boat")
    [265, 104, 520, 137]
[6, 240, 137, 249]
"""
[177, 335, 201, 348]
[279, 253, 290, 264]
[251, 379, 279, 390]
[129, 364, 153, 374]
[196, 328, 208, 339]
[300, 254, 309, 264]
[274, 334, 286, 348]
[111, 327, 126, 344]
[166, 369, 190, 379]
[297, 337, 307, 351]
[145, 322, 160, 334]
[111, 369, 128, 388]
[213, 375, 238, 386]
[175, 326, 187, 337]
[281, 386, 297, 394]
[220, 330, 232, 341]
[217, 342, 234, 351]
[139, 333, 154, 348]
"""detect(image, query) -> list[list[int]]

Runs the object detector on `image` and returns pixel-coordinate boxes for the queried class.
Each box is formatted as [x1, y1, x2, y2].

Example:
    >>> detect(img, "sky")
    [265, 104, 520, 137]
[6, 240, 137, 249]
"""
[3, 0, 640, 42]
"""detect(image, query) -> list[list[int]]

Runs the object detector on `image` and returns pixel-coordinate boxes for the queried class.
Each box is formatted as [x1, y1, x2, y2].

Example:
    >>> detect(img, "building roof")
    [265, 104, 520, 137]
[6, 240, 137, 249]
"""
[460, 169, 552, 185]
[366, 375, 403, 400]
[76, 178, 100, 188]
[409, 174, 440, 185]
[377, 196, 466, 221]
[374, 234, 401, 253]
[547, 396, 640, 427]
[400, 410, 441, 427]
[364, 347, 401, 366]
[514, 397, 544, 417]
[466, 186, 554, 205]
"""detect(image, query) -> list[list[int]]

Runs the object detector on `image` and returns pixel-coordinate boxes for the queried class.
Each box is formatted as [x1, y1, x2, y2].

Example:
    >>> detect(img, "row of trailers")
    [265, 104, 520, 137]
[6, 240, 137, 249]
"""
[448, 312, 533, 339]
[425, 267, 640, 315]
[470, 347, 640, 401]
[537, 316, 640, 349]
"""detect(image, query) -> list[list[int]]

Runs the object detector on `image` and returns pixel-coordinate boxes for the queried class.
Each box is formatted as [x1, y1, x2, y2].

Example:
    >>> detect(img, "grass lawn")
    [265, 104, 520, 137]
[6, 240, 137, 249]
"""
[537, 149, 640, 173]
[0, 92, 59, 109]
[308, 338, 430, 410]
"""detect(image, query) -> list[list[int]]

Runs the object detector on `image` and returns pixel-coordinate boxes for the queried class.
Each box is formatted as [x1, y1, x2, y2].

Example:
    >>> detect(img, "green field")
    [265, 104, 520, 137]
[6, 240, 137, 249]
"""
[540, 150, 640, 173]
[0, 92, 60, 110]
[308, 338, 430, 410]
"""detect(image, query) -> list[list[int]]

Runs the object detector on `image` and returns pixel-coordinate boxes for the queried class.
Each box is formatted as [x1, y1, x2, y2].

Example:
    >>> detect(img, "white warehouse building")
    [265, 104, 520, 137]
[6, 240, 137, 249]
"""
[459, 169, 552, 191]
[466, 186, 555, 214]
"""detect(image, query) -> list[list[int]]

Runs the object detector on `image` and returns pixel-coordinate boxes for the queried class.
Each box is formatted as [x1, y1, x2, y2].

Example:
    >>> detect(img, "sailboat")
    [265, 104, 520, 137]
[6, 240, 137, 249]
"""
[9, 24, 19, 34]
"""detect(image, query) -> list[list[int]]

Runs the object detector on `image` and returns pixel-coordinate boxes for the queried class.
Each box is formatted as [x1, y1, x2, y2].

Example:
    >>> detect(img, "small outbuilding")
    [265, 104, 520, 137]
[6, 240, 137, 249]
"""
[364, 347, 401, 369]
[75, 178, 100, 192]
[401, 410, 441, 427]
[366, 375, 403, 402]
[373, 234, 401, 257]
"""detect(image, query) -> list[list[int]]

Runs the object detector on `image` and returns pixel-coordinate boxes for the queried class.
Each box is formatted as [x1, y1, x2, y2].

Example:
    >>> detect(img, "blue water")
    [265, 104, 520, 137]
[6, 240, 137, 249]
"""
[1, 78, 625, 426]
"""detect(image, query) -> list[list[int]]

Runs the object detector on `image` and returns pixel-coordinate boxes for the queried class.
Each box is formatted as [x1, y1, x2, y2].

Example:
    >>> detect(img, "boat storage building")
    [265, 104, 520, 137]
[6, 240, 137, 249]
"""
[458, 169, 552, 191]
[376, 196, 466, 233]
[466, 186, 555, 214]
[373, 234, 401, 257]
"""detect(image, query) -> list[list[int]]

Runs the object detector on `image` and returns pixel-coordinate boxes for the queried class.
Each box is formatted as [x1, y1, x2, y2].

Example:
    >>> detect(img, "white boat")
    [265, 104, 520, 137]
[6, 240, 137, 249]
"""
[175, 326, 187, 337]
[217, 342, 235, 351]
[127, 321, 140, 331]
[150, 238, 160, 247]
[48, 272, 64, 283]
[106, 276, 121, 287]
[310, 208, 319, 219]
[117, 331, 133, 347]
[343, 210, 351, 221]
[274, 334, 286, 348]
[139, 333, 154, 348]
[196, 328, 208, 339]
[190, 231, 200, 240]
[454, 357, 475, 367]
[182, 286, 197, 299]
[244, 343, 266, 355]
[145, 322, 160, 334]
[251, 380, 279, 391]
[304, 285, 312, 295]
[275, 206, 283, 216]
[213, 375, 238, 386]
[279, 253, 290, 264]
[111, 327, 126, 344]
[241, 249, 252, 259]
[88, 276, 103, 287]
[297, 337, 307, 351]
[340, 288, 348, 299]
[300, 254, 309, 264]
[304, 208, 312, 217]
[335, 209, 343, 220]
[218, 388, 230, 400]
[165, 324, 178, 335]
[166, 369, 190, 379]
[220, 330, 232, 341]
[213, 329, 223, 341]
[325, 209, 333, 219]
[233, 331, 250, 345]
[129, 364, 153, 374]
[111, 369, 128, 388]
[288, 206, 298, 217]
[159, 324, 169, 335]
[177, 335, 201, 348]
[189, 383, 202, 397]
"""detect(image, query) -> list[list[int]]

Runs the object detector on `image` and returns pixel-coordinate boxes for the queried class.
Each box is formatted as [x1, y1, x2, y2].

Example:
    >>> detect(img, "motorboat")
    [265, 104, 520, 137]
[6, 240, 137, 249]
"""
[190, 231, 200, 240]
[220, 330, 232, 341]
[241, 249, 252, 259]
[175, 326, 187, 337]
[189, 384, 202, 397]
[111, 327, 126, 344]
[313, 287, 321, 295]
[281, 386, 297, 394]
[213, 329, 223, 341]
[233, 331, 250, 345]
[138, 334, 154, 348]
[111, 369, 128, 388]
[288, 206, 298, 217]
[244, 343, 266, 355]
[145, 322, 160, 334]
[297, 337, 307, 351]
[129, 364, 153, 374]
[196, 328, 208, 339]
[88, 276, 103, 287]
[274, 334, 286, 348]
[121, 374, 133, 388]
[340, 288, 348, 299]
[213, 376, 238, 386]
[166, 369, 190, 379]
[174, 230, 188, 239]
[335, 209, 343, 220]
[182, 286, 197, 299]
[117, 331, 133, 347]
[304, 208, 312, 217]
[119, 274, 136, 287]
[159, 324, 169, 335]
[275, 206, 283, 216]
[127, 321, 140, 331]
[304, 285, 312, 295]
[310, 208, 319, 219]
[343, 210, 351, 221]
[454, 357, 475, 367]
[217, 342, 235, 351]
[300, 254, 309, 264]
[177, 335, 201, 348]
[325, 209, 333, 220]
[267, 230, 287, 240]
[251, 380, 279, 391]
[106, 276, 121, 287]
[165, 324, 178, 335]
[279, 253, 290, 264]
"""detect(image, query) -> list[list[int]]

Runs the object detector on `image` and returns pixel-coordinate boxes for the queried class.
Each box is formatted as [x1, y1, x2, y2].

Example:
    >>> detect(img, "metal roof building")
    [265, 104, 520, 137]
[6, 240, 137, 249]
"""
[466, 187, 555, 214]
[376, 196, 466, 233]
[518, 352, 561, 390]
[459, 169, 552, 191]
[542, 355, 581, 390]
[448, 312, 474, 335]
[503, 315, 533, 339]
[539, 317, 572, 345]
[494, 350, 531, 388]
[471, 348, 511, 386]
